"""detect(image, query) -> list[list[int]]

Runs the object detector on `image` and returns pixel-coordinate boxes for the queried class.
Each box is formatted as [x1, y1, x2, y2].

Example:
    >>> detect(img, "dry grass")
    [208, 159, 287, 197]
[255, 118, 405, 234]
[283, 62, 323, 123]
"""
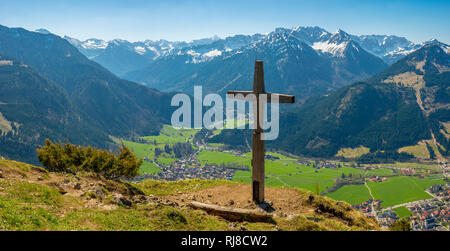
[398, 140, 431, 159]
[440, 122, 450, 140]
[335, 146, 370, 159]
[383, 71, 424, 89]
[0, 112, 13, 136]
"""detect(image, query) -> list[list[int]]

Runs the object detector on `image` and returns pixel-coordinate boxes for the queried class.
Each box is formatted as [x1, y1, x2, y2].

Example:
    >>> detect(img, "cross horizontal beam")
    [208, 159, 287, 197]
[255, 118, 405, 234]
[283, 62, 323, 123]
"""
[227, 91, 295, 104]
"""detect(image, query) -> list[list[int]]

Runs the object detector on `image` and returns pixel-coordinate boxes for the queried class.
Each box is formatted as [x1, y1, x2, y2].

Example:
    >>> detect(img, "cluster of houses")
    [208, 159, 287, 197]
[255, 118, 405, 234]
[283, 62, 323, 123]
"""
[265, 154, 280, 161]
[409, 198, 449, 231]
[353, 199, 382, 218]
[430, 184, 450, 201]
[152, 164, 234, 181]
[144, 157, 235, 181]
[368, 176, 388, 183]
[363, 165, 380, 170]
[438, 162, 449, 178]
[352, 192, 449, 230]
[399, 168, 416, 175]
[315, 161, 338, 169]
[296, 160, 311, 166]
[363, 165, 416, 175]
[377, 211, 399, 228]
[372, 184, 450, 231]
[233, 152, 247, 158]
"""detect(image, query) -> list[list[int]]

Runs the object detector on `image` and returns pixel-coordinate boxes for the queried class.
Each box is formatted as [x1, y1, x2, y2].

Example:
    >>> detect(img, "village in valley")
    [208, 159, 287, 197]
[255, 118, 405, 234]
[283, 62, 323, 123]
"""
[119, 124, 450, 231]
[135, 157, 236, 182]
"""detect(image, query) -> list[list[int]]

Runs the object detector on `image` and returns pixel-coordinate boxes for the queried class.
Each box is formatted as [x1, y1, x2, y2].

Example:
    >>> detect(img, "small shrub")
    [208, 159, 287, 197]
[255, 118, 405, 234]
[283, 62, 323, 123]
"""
[165, 209, 187, 224]
[83, 191, 97, 199]
[295, 216, 325, 231]
[37, 139, 141, 179]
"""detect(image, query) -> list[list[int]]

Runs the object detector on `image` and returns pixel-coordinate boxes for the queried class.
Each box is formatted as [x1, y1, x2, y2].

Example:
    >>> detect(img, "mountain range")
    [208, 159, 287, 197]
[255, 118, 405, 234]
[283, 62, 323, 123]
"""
[0, 24, 448, 164]
[64, 26, 427, 74]
[123, 28, 388, 100]
[62, 26, 441, 101]
[65, 28, 424, 75]
[210, 43, 450, 162]
[0, 25, 173, 164]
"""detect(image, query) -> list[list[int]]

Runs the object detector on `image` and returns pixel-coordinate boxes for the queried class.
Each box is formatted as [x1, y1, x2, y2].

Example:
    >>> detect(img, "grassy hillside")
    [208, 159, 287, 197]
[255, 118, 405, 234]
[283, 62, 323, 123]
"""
[0, 159, 379, 231]
[0, 56, 110, 164]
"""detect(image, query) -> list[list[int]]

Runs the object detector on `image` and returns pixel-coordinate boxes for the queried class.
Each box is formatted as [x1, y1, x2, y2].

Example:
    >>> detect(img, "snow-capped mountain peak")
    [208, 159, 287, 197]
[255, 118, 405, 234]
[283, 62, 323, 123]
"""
[134, 46, 146, 55]
[422, 40, 450, 54]
[62, 25, 445, 77]
[310, 29, 355, 57]
[439, 43, 450, 54]
[312, 40, 348, 57]
[423, 38, 440, 46]
[273, 26, 330, 45]
[81, 38, 108, 50]
[35, 28, 51, 35]
[328, 29, 352, 44]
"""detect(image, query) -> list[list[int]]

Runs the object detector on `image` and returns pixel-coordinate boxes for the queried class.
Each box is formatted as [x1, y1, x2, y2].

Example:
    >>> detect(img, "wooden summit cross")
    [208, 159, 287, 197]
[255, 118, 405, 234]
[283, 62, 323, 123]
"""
[228, 61, 295, 204]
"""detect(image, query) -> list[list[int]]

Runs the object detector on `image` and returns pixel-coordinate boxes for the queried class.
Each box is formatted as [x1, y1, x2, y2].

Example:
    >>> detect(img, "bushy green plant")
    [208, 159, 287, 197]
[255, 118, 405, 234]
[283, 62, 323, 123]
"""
[37, 139, 141, 179]
[390, 218, 412, 231]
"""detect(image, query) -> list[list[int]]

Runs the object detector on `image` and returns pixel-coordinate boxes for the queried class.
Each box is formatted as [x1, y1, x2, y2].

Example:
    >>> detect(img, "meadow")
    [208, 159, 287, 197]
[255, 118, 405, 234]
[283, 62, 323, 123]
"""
[120, 140, 156, 159]
[366, 168, 396, 176]
[326, 185, 371, 205]
[200, 149, 446, 208]
[138, 162, 161, 175]
[198, 149, 367, 193]
[115, 125, 199, 174]
[378, 162, 441, 170]
[141, 125, 199, 145]
[393, 206, 413, 218]
[326, 175, 445, 207]
[367, 176, 445, 207]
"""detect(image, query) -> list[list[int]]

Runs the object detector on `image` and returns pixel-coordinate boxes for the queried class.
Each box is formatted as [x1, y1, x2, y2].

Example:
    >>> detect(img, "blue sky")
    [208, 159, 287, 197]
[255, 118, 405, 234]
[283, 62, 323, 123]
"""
[0, 0, 448, 43]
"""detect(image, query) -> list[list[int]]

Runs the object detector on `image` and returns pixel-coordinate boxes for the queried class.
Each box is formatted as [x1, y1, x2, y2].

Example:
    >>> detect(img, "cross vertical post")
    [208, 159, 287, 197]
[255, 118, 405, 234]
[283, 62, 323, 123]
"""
[252, 61, 265, 203]
[228, 61, 295, 204]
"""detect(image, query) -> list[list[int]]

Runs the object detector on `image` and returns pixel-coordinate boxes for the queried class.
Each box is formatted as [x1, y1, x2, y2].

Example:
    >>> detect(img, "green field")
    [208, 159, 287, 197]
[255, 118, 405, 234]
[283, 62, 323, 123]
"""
[323, 175, 445, 207]
[198, 150, 251, 166]
[139, 162, 161, 175]
[141, 125, 199, 145]
[393, 206, 413, 218]
[378, 162, 441, 170]
[209, 143, 224, 147]
[368, 176, 445, 207]
[115, 125, 199, 173]
[366, 167, 396, 176]
[155, 156, 178, 166]
[121, 140, 156, 159]
[326, 185, 371, 205]
[197, 150, 368, 193]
